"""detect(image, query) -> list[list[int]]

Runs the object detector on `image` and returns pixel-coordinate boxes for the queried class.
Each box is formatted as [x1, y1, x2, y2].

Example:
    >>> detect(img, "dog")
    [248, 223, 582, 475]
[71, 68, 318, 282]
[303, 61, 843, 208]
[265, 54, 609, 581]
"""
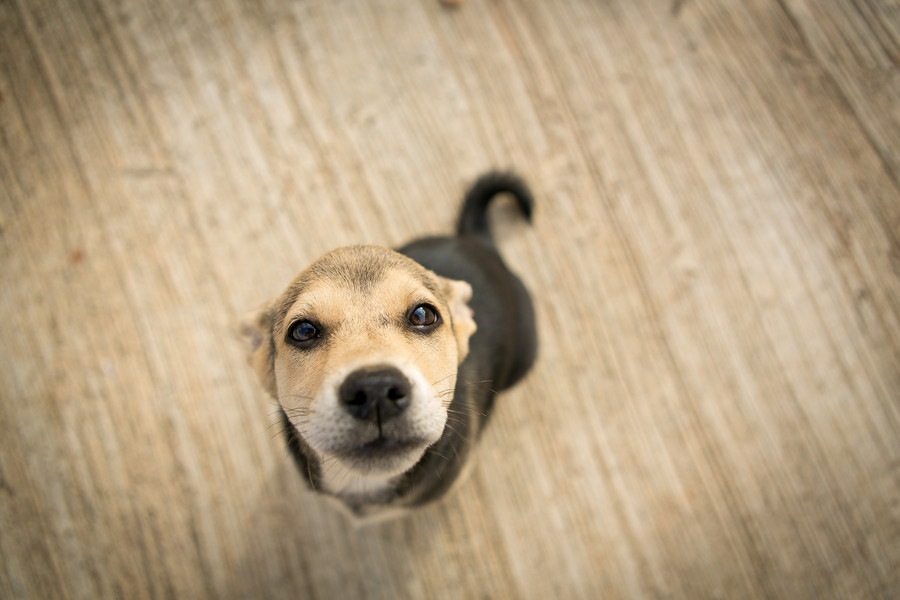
[240, 172, 537, 518]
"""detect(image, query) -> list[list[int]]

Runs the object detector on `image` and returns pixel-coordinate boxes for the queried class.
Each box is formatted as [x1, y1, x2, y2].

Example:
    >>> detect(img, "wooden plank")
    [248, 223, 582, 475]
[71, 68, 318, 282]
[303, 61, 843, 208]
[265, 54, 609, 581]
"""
[778, 0, 899, 184]
[1, 0, 897, 597]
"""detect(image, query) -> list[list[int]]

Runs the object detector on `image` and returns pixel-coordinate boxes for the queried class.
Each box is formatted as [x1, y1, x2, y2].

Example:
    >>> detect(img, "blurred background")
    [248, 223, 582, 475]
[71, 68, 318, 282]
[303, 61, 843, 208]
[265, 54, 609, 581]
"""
[1, 0, 897, 597]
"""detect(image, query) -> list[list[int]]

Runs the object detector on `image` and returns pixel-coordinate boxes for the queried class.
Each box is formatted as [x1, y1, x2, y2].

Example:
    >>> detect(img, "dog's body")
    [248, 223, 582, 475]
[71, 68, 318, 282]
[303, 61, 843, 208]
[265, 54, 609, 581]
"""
[242, 173, 536, 518]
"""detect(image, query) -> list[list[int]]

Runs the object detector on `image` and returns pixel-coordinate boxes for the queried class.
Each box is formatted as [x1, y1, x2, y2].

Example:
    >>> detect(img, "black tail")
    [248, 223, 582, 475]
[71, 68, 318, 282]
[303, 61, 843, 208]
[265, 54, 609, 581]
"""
[457, 172, 534, 240]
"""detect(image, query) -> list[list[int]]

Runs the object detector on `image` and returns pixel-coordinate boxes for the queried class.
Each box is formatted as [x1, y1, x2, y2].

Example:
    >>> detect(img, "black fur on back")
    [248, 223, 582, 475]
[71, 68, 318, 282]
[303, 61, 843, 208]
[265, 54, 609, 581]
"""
[394, 171, 537, 507]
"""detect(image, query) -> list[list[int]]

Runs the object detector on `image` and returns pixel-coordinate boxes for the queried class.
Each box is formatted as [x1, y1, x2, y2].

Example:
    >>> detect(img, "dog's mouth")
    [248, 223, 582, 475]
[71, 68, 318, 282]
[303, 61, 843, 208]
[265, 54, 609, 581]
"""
[335, 434, 431, 473]
[354, 435, 425, 457]
[362, 435, 407, 450]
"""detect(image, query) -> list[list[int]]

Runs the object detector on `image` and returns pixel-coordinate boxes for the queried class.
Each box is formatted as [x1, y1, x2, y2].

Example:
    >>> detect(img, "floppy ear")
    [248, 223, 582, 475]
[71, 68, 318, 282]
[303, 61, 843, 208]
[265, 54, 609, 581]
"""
[237, 301, 278, 398]
[439, 277, 477, 363]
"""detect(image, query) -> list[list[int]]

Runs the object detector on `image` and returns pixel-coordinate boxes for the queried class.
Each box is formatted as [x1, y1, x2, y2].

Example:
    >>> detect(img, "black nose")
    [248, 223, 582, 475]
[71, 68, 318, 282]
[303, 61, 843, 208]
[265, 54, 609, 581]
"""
[338, 366, 411, 422]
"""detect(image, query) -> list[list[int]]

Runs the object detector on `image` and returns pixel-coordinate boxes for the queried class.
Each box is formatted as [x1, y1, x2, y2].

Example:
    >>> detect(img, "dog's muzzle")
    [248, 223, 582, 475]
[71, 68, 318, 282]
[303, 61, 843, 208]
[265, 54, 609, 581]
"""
[338, 365, 411, 423]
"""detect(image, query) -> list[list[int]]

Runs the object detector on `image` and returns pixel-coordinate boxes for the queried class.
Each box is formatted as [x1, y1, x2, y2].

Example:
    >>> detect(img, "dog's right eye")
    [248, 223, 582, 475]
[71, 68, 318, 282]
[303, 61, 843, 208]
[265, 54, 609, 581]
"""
[287, 320, 319, 346]
[407, 304, 441, 329]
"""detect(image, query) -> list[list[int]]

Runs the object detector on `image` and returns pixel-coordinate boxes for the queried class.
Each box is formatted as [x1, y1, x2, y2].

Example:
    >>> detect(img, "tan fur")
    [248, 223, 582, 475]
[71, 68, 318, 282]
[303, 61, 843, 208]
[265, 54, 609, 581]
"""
[239, 246, 477, 499]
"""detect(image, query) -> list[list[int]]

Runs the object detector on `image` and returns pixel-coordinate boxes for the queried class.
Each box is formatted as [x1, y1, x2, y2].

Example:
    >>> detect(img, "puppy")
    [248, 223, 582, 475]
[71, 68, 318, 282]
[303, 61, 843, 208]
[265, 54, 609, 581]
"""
[241, 172, 537, 518]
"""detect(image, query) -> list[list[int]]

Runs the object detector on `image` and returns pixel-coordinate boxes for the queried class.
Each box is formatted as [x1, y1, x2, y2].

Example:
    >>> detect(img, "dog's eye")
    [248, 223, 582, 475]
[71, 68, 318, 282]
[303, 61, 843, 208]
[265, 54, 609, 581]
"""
[408, 304, 440, 329]
[287, 320, 319, 346]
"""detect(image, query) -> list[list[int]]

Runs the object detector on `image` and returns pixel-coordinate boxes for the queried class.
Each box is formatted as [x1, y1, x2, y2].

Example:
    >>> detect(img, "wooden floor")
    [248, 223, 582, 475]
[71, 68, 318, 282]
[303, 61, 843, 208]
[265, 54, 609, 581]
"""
[1, 0, 898, 597]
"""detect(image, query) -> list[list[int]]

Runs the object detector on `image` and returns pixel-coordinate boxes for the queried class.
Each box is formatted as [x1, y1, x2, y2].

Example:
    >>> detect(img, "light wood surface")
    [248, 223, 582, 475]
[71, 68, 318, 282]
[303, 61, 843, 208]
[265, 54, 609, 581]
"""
[1, 0, 897, 598]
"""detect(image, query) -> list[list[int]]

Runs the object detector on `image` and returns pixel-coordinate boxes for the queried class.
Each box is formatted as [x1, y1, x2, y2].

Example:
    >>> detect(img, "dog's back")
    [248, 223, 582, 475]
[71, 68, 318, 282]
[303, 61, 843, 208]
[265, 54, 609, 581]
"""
[395, 172, 537, 506]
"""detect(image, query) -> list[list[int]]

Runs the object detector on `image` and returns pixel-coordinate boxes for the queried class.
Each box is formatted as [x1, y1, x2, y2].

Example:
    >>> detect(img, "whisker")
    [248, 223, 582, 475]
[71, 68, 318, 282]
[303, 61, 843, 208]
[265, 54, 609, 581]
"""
[430, 373, 456, 387]
[441, 427, 468, 459]
[281, 408, 312, 418]
[445, 400, 489, 417]
[279, 393, 315, 402]
[426, 447, 450, 461]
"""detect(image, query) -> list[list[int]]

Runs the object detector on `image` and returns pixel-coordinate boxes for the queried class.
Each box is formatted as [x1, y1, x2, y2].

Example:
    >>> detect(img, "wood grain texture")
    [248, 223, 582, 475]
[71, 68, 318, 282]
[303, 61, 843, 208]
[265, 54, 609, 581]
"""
[1, 0, 897, 598]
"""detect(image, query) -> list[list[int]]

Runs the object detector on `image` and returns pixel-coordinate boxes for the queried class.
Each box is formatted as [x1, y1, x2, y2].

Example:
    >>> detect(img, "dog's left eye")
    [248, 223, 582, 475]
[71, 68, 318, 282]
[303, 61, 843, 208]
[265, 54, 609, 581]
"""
[408, 304, 440, 328]
[287, 320, 319, 346]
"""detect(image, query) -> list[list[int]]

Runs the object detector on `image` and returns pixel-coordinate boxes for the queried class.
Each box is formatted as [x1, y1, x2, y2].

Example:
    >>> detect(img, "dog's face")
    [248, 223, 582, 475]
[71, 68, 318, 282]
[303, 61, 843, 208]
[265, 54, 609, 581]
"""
[241, 246, 477, 489]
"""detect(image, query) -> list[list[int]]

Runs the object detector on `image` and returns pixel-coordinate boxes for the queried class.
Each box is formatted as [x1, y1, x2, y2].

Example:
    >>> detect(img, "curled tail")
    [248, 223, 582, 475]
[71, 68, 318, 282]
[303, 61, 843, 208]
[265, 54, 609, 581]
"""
[457, 172, 534, 240]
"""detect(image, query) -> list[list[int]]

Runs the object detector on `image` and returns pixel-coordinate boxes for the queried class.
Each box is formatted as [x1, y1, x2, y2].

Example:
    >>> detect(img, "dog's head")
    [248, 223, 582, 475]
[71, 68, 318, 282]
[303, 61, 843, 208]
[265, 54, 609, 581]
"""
[240, 246, 477, 493]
